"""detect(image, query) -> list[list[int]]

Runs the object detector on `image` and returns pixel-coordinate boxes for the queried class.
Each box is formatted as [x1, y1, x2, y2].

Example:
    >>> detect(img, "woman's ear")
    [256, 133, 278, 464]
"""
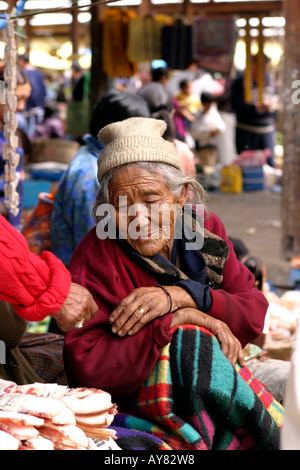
[178, 183, 188, 207]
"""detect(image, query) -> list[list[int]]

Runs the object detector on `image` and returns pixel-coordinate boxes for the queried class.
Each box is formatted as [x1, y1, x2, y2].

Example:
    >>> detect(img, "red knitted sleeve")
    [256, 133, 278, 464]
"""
[0, 215, 71, 321]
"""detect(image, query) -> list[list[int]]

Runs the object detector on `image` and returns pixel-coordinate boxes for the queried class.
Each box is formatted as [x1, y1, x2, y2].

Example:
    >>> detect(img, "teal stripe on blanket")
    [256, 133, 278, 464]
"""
[210, 335, 255, 428]
[176, 328, 184, 389]
[117, 326, 283, 450]
[192, 328, 200, 390]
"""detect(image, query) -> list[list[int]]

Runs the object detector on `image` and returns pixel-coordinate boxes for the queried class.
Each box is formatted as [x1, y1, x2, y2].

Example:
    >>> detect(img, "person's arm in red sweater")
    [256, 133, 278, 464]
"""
[0, 215, 97, 330]
[205, 212, 268, 348]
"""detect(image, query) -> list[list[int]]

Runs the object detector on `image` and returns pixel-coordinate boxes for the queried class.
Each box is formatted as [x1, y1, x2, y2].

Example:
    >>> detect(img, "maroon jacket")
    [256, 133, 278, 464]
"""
[64, 211, 268, 398]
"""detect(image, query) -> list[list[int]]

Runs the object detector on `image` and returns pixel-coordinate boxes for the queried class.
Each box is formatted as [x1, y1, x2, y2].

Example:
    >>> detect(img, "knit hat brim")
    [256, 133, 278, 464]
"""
[97, 117, 182, 181]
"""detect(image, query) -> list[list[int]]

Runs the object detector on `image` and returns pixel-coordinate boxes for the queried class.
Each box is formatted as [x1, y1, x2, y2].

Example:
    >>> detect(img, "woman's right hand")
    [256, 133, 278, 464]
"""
[52, 282, 98, 332]
[171, 308, 245, 368]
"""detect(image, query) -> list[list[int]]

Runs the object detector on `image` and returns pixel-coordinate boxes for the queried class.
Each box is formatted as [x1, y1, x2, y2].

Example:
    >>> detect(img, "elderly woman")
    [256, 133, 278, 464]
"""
[64, 117, 283, 450]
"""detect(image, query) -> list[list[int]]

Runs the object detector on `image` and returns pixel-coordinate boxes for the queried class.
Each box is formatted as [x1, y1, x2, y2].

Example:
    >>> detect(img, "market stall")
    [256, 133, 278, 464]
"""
[0, 379, 119, 450]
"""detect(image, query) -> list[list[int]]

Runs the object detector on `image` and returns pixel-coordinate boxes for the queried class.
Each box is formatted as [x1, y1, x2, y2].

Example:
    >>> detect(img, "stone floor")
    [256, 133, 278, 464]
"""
[207, 188, 291, 292]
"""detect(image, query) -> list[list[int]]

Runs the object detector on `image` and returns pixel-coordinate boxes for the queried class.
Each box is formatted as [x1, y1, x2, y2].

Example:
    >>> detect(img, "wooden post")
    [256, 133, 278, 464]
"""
[138, 0, 151, 17]
[24, 19, 31, 55]
[257, 16, 265, 105]
[244, 17, 252, 103]
[7, 0, 16, 13]
[71, 0, 79, 62]
[90, 0, 107, 108]
[281, 0, 300, 260]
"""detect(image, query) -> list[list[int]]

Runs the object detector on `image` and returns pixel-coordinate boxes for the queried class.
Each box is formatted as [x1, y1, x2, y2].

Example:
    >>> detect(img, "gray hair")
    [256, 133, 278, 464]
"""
[92, 162, 208, 223]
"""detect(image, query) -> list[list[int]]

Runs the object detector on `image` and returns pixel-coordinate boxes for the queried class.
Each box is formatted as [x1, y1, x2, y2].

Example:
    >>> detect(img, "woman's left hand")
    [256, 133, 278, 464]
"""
[171, 308, 245, 367]
[109, 286, 176, 337]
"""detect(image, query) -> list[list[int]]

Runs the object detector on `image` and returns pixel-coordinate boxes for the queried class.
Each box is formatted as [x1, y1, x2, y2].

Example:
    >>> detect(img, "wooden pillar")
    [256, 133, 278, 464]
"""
[281, 0, 300, 260]
[244, 17, 252, 103]
[138, 0, 151, 17]
[7, 0, 16, 13]
[257, 16, 265, 105]
[24, 19, 31, 55]
[182, 0, 194, 22]
[90, 0, 107, 108]
[71, 0, 79, 61]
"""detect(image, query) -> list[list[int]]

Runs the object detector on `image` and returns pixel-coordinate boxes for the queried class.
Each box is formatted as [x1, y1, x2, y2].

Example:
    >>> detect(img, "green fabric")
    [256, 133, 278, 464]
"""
[66, 72, 91, 137]
[0, 301, 44, 384]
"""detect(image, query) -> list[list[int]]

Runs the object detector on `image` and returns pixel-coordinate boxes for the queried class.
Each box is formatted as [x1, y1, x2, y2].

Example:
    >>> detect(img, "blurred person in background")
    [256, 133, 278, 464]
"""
[18, 53, 46, 137]
[230, 54, 277, 168]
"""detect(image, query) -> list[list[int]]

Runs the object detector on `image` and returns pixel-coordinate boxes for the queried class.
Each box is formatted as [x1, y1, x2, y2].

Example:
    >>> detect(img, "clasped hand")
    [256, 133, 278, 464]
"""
[109, 286, 244, 367]
[109, 286, 171, 337]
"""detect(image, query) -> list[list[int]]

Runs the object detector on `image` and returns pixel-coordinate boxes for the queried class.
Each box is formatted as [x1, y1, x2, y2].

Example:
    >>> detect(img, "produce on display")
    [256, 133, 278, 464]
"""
[0, 380, 118, 450]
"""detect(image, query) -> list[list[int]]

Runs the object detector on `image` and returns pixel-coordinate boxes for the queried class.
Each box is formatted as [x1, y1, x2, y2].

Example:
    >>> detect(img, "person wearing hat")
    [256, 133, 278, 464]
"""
[50, 87, 150, 268]
[230, 54, 277, 167]
[63, 117, 282, 450]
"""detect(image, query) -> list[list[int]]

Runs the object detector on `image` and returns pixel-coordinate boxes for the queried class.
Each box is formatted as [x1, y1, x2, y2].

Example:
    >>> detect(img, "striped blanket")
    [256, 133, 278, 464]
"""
[114, 326, 283, 450]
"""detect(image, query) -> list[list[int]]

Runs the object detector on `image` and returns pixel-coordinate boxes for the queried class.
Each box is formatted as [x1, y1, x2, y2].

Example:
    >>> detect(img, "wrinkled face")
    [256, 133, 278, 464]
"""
[109, 165, 187, 258]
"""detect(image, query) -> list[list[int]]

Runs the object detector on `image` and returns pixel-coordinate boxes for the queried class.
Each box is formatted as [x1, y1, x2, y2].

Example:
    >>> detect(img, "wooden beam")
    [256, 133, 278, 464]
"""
[281, 0, 300, 260]
[127, 1, 282, 17]
[188, 1, 282, 16]
[24, 19, 31, 54]
[71, 0, 80, 61]
[22, 1, 283, 39]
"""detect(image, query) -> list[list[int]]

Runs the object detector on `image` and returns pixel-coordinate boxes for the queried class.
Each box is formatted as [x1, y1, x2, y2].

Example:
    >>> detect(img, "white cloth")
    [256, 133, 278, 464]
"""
[281, 318, 300, 449]
[215, 111, 237, 167]
[247, 357, 290, 402]
[190, 104, 226, 148]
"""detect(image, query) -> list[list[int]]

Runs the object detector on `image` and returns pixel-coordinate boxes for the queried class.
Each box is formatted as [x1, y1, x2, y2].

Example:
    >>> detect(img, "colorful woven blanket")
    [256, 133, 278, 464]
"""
[114, 326, 283, 450]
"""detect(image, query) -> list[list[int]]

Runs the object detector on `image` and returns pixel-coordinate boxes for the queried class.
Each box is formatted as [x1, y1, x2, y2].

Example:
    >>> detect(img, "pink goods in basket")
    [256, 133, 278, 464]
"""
[234, 149, 271, 168]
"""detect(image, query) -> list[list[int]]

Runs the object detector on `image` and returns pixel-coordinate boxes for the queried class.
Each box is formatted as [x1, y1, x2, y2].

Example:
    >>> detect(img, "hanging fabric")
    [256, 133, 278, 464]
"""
[102, 9, 137, 78]
[192, 16, 237, 74]
[161, 19, 193, 70]
[126, 15, 166, 63]
[66, 71, 91, 137]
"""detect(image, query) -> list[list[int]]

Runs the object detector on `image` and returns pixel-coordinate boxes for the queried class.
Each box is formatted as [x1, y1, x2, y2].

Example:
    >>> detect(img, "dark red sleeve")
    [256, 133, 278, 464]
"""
[64, 232, 173, 399]
[0, 215, 71, 321]
[205, 212, 268, 347]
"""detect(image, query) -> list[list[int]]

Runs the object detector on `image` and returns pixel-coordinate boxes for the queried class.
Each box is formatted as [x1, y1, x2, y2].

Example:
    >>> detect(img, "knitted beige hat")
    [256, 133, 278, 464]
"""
[97, 117, 182, 181]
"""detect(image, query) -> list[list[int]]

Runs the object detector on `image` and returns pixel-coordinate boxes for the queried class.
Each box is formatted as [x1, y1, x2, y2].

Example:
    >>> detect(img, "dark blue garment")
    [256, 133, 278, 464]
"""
[230, 74, 276, 167]
[50, 134, 103, 266]
[235, 125, 275, 167]
[230, 74, 276, 128]
[24, 69, 46, 110]
[155, 219, 212, 312]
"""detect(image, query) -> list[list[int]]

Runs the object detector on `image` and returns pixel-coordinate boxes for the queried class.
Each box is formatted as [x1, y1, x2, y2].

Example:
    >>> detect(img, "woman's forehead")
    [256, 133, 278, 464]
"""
[111, 165, 164, 190]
